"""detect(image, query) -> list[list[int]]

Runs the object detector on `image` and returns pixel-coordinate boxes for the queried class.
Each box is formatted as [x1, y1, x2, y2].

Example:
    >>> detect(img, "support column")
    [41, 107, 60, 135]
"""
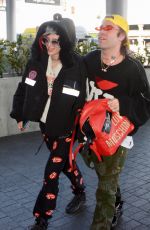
[6, 0, 16, 41]
[106, 0, 127, 18]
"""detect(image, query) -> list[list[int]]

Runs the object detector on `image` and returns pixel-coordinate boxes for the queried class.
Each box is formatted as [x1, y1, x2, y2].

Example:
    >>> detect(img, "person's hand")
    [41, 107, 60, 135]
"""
[17, 121, 23, 131]
[17, 121, 28, 131]
[107, 98, 120, 112]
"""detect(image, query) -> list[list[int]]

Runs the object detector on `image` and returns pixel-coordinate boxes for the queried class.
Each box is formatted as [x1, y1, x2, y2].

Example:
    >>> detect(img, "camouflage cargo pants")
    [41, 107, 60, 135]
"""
[90, 146, 127, 230]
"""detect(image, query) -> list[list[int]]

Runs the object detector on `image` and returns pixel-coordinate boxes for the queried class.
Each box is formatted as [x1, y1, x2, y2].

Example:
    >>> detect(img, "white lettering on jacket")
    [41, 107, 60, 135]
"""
[62, 87, 80, 97]
[25, 78, 36, 86]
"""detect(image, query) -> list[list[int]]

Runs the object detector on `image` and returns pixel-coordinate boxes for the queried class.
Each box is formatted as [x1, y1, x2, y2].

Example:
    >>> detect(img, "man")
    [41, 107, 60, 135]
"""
[83, 15, 150, 230]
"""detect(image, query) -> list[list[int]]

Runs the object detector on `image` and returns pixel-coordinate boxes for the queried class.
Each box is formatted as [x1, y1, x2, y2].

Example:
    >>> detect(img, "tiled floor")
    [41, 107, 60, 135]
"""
[0, 119, 150, 230]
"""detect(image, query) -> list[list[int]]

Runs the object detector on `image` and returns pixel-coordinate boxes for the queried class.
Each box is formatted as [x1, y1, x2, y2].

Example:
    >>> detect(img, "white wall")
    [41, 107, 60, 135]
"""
[0, 77, 39, 137]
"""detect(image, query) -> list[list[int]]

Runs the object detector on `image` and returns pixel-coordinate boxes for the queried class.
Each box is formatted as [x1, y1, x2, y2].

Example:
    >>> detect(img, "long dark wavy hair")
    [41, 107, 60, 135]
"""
[31, 21, 74, 67]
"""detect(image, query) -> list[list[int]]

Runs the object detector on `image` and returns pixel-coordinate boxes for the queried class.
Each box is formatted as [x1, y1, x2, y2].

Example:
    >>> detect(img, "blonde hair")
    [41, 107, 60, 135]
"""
[117, 28, 130, 55]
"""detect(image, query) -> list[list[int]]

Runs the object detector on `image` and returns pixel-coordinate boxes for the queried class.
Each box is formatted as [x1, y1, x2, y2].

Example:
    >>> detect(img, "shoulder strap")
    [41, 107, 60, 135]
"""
[69, 109, 83, 170]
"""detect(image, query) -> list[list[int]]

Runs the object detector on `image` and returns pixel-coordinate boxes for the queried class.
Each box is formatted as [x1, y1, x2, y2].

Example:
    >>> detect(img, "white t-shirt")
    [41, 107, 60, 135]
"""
[40, 56, 62, 123]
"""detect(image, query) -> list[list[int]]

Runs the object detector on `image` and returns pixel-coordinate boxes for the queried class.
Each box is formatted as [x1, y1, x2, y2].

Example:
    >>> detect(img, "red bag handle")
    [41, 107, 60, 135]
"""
[69, 109, 83, 170]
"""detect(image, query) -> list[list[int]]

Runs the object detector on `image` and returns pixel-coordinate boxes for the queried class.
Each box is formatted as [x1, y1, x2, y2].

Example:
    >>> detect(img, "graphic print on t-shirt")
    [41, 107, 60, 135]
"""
[86, 76, 118, 101]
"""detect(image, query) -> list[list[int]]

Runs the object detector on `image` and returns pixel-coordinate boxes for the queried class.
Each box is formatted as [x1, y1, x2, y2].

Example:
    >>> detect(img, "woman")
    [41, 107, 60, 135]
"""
[10, 19, 86, 230]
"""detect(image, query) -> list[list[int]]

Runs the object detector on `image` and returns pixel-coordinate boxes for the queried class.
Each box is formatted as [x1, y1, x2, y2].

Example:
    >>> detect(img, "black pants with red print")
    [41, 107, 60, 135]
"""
[33, 123, 85, 220]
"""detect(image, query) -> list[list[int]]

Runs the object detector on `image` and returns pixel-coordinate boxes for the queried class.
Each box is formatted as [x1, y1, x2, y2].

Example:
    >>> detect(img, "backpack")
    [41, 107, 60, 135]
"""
[69, 98, 134, 170]
[79, 98, 134, 161]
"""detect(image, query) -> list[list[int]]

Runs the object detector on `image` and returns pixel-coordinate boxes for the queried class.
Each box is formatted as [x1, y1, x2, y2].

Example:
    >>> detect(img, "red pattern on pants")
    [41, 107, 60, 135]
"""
[33, 131, 85, 219]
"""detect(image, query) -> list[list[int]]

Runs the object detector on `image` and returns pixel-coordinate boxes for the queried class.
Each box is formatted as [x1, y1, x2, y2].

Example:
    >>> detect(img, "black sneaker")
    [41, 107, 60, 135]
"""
[65, 192, 86, 214]
[28, 217, 48, 230]
[111, 201, 123, 229]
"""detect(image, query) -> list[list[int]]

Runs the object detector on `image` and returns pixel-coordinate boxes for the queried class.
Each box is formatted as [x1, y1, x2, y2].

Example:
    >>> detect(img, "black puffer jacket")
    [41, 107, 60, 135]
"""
[10, 54, 86, 137]
[10, 20, 86, 137]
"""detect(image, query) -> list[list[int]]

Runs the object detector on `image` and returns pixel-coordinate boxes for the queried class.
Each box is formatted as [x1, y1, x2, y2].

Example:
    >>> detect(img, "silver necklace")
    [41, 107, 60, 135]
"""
[101, 56, 116, 72]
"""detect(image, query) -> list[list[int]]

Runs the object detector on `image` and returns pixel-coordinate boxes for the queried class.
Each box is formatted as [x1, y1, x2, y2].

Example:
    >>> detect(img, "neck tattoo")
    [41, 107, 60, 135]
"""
[101, 55, 116, 72]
